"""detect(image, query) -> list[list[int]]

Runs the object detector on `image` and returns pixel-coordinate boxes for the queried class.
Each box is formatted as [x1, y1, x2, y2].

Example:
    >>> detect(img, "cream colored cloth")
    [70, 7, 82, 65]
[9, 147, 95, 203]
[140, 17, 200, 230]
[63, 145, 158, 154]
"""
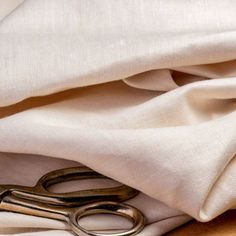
[0, 0, 236, 235]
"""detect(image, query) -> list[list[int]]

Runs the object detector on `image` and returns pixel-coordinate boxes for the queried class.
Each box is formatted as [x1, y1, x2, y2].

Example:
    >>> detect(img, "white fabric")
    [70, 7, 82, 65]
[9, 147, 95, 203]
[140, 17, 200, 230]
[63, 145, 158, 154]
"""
[0, 0, 236, 235]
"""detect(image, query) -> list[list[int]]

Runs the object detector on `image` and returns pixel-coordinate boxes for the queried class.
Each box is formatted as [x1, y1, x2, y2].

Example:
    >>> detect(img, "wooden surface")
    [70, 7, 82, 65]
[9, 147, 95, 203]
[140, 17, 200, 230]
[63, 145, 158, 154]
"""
[166, 210, 236, 236]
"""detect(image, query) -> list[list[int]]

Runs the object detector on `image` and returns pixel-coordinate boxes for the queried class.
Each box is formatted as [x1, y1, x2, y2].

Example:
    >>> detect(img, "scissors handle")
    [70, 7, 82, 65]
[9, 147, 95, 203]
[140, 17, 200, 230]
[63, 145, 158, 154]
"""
[0, 167, 145, 235]
[1, 194, 145, 236]
[13, 167, 138, 207]
[70, 201, 145, 236]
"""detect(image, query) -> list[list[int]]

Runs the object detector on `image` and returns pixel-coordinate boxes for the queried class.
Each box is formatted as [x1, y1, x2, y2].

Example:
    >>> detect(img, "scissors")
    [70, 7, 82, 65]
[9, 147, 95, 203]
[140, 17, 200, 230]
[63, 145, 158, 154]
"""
[0, 166, 145, 236]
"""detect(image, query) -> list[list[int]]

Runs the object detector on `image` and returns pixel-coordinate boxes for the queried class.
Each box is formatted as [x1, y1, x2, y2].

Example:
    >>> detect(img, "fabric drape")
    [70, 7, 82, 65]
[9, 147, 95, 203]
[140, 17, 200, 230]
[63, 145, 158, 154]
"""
[0, 0, 236, 235]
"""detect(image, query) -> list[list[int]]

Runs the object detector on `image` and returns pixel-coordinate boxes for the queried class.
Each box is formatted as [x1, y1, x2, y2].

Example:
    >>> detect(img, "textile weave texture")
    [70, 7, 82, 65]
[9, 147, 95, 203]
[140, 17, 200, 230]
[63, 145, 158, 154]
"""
[0, 0, 236, 235]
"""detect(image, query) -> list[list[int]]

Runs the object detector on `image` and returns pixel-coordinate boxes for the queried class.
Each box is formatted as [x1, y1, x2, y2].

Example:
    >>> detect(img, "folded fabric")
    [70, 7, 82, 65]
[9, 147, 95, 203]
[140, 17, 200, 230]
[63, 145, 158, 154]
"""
[0, 0, 236, 235]
[0, 152, 190, 235]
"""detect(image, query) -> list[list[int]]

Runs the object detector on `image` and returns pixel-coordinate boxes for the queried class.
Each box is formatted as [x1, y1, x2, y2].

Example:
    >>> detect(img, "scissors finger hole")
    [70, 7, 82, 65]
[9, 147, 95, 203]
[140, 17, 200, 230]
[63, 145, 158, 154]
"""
[48, 179, 121, 193]
[78, 213, 133, 231]
[70, 201, 145, 236]
[34, 167, 138, 207]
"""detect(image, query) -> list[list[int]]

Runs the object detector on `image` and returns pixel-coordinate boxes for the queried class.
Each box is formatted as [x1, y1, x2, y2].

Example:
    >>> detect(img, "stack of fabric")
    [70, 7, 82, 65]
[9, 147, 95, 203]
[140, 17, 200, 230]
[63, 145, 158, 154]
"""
[0, 1, 236, 235]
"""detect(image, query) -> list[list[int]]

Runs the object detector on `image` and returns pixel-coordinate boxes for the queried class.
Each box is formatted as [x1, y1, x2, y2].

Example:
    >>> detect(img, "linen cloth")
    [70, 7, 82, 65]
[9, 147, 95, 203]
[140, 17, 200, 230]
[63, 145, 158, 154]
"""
[0, 0, 236, 235]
